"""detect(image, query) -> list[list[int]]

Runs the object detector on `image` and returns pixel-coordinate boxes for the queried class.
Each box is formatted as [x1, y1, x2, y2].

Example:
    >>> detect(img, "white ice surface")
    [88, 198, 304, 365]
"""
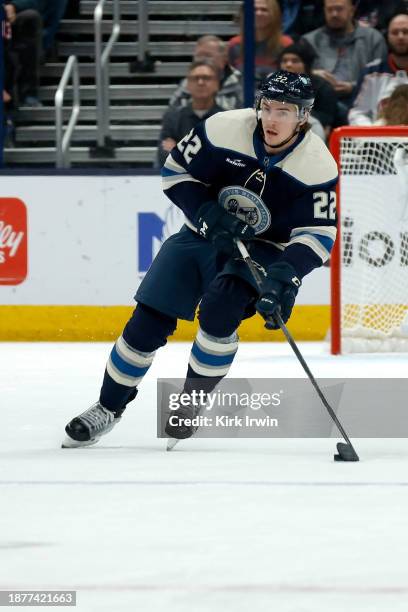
[1, 341, 408, 612]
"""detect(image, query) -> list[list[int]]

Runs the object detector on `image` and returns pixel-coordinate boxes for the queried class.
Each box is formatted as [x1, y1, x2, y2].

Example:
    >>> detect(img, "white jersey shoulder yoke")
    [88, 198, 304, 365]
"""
[275, 130, 338, 186]
[204, 109, 338, 186]
[204, 108, 258, 159]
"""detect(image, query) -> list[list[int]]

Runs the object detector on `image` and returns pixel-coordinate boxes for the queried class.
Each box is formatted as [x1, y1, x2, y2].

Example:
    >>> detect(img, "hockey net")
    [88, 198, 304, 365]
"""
[330, 126, 408, 353]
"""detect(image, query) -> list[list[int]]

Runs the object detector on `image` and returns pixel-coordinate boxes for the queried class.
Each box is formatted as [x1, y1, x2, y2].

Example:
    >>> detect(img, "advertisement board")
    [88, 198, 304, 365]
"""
[0, 175, 329, 340]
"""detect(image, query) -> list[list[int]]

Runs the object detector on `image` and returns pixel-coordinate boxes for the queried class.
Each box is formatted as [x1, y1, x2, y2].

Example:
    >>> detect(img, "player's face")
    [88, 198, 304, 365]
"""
[260, 99, 300, 149]
[187, 66, 220, 101]
[324, 0, 354, 31]
[388, 15, 408, 57]
[280, 53, 306, 74]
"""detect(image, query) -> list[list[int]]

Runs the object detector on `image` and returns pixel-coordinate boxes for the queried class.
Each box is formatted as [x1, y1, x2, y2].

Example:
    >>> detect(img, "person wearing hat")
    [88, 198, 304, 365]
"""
[279, 40, 338, 138]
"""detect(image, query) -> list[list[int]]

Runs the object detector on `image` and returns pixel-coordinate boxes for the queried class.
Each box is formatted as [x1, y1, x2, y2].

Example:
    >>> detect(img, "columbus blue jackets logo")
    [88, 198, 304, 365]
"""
[218, 186, 271, 235]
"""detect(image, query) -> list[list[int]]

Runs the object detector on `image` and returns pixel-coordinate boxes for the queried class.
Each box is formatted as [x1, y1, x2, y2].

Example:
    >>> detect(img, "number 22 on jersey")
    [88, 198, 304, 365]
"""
[177, 129, 202, 164]
[313, 191, 336, 220]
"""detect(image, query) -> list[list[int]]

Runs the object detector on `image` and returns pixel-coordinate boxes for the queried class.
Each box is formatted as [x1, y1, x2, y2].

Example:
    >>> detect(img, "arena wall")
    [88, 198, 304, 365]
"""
[0, 175, 330, 341]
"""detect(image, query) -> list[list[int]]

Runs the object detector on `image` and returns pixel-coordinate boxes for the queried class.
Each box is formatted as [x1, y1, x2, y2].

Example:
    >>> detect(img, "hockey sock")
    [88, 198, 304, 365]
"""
[99, 335, 155, 413]
[99, 303, 177, 414]
[184, 327, 239, 395]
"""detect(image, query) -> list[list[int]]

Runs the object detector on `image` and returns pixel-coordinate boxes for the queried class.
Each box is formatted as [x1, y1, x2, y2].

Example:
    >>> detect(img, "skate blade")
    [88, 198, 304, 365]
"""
[166, 438, 179, 451]
[61, 435, 99, 449]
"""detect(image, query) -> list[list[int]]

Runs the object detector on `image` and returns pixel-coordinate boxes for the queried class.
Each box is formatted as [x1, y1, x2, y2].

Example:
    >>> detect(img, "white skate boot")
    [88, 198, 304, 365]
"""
[62, 402, 123, 448]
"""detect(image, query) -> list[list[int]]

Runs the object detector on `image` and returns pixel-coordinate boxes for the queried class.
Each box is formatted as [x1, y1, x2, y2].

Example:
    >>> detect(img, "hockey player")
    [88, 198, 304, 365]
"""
[62, 70, 338, 448]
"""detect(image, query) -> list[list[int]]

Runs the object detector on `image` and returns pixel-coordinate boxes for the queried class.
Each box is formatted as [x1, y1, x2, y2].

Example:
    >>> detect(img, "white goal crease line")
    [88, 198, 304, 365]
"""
[1, 480, 408, 487]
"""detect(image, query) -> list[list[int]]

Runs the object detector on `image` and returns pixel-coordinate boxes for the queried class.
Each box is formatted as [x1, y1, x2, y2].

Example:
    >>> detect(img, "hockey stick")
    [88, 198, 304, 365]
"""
[235, 239, 359, 462]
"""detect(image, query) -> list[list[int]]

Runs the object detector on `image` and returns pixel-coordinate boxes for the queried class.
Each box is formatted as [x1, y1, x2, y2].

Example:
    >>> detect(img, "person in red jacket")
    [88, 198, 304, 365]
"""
[228, 0, 293, 83]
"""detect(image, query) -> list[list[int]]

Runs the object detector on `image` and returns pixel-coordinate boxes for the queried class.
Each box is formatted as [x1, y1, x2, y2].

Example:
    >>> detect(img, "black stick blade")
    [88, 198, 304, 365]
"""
[334, 442, 360, 462]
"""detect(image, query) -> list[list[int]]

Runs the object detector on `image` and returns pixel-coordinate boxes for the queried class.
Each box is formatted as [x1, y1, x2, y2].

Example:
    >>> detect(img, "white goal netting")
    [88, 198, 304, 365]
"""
[338, 134, 408, 352]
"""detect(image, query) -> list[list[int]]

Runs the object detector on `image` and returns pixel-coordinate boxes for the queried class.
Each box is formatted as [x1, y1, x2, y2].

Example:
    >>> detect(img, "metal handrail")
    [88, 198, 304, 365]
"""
[94, 0, 121, 149]
[55, 55, 80, 168]
[138, 0, 148, 62]
[129, 0, 154, 73]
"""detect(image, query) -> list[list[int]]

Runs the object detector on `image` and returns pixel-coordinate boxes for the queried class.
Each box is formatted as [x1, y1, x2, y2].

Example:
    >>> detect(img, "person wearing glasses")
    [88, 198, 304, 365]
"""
[169, 35, 243, 111]
[157, 60, 223, 167]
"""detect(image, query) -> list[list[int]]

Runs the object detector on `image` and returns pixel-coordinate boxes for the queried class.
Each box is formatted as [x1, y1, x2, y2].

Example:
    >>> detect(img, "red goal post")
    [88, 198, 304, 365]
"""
[329, 126, 408, 354]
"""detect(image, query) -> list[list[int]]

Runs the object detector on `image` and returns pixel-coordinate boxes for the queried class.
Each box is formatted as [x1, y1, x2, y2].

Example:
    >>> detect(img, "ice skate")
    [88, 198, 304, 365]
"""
[166, 438, 180, 451]
[165, 402, 200, 442]
[62, 402, 123, 448]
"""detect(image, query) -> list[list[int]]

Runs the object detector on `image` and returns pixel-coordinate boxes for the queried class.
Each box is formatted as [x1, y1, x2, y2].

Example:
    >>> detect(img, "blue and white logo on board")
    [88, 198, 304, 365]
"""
[137, 206, 184, 275]
[218, 186, 271, 235]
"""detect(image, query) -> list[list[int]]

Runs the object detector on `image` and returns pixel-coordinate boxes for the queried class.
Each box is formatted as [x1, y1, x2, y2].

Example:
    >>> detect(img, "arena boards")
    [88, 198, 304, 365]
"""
[0, 175, 329, 341]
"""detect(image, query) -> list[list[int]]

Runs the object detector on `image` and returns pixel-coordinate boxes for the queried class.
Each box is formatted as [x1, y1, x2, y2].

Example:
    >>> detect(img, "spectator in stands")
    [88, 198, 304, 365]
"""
[228, 0, 293, 83]
[278, 0, 325, 38]
[169, 35, 242, 111]
[355, 0, 408, 34]
[4, 1, 42, 107]
[2, 14, 17, 147]
[40, 0, 68, 56]
[302, 0, 387, 123]
[278, 39, 337, 139]
[13, 0, 68, 54]
[349, 13, 408, 125]
[2, 8, 15, 103]
[64, 0, 80, 19]
[374, 83, 408, 125]
[157, 60, 223, 167]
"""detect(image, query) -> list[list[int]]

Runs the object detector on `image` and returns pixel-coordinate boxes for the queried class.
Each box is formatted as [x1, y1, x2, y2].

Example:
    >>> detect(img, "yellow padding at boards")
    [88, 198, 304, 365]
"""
[0, 305, 329, 341]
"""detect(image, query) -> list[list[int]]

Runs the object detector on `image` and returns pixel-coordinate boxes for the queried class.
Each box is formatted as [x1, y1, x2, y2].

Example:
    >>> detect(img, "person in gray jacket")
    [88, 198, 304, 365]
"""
[157, 60, 223, 167]
[168, 35, 242, 111]
[302, 0, 387, 122]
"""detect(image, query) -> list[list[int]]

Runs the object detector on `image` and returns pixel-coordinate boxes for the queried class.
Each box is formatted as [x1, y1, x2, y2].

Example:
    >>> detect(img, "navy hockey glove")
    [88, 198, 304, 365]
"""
[255, 262, 301, 329]
[195, 200, 255, 255]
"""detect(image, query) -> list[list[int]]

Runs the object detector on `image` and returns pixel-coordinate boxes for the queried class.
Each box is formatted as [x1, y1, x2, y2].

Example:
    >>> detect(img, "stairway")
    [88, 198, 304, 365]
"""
[4, 0, 240, 168]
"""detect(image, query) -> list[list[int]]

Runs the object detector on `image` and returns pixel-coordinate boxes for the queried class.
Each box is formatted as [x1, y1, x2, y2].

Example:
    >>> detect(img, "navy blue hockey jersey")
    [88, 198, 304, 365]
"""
[161, 108, 338, 278]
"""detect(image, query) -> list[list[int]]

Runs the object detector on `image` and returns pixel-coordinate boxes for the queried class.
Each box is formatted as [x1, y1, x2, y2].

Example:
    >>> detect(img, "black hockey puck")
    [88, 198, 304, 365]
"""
[333, 442, 360, 462]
